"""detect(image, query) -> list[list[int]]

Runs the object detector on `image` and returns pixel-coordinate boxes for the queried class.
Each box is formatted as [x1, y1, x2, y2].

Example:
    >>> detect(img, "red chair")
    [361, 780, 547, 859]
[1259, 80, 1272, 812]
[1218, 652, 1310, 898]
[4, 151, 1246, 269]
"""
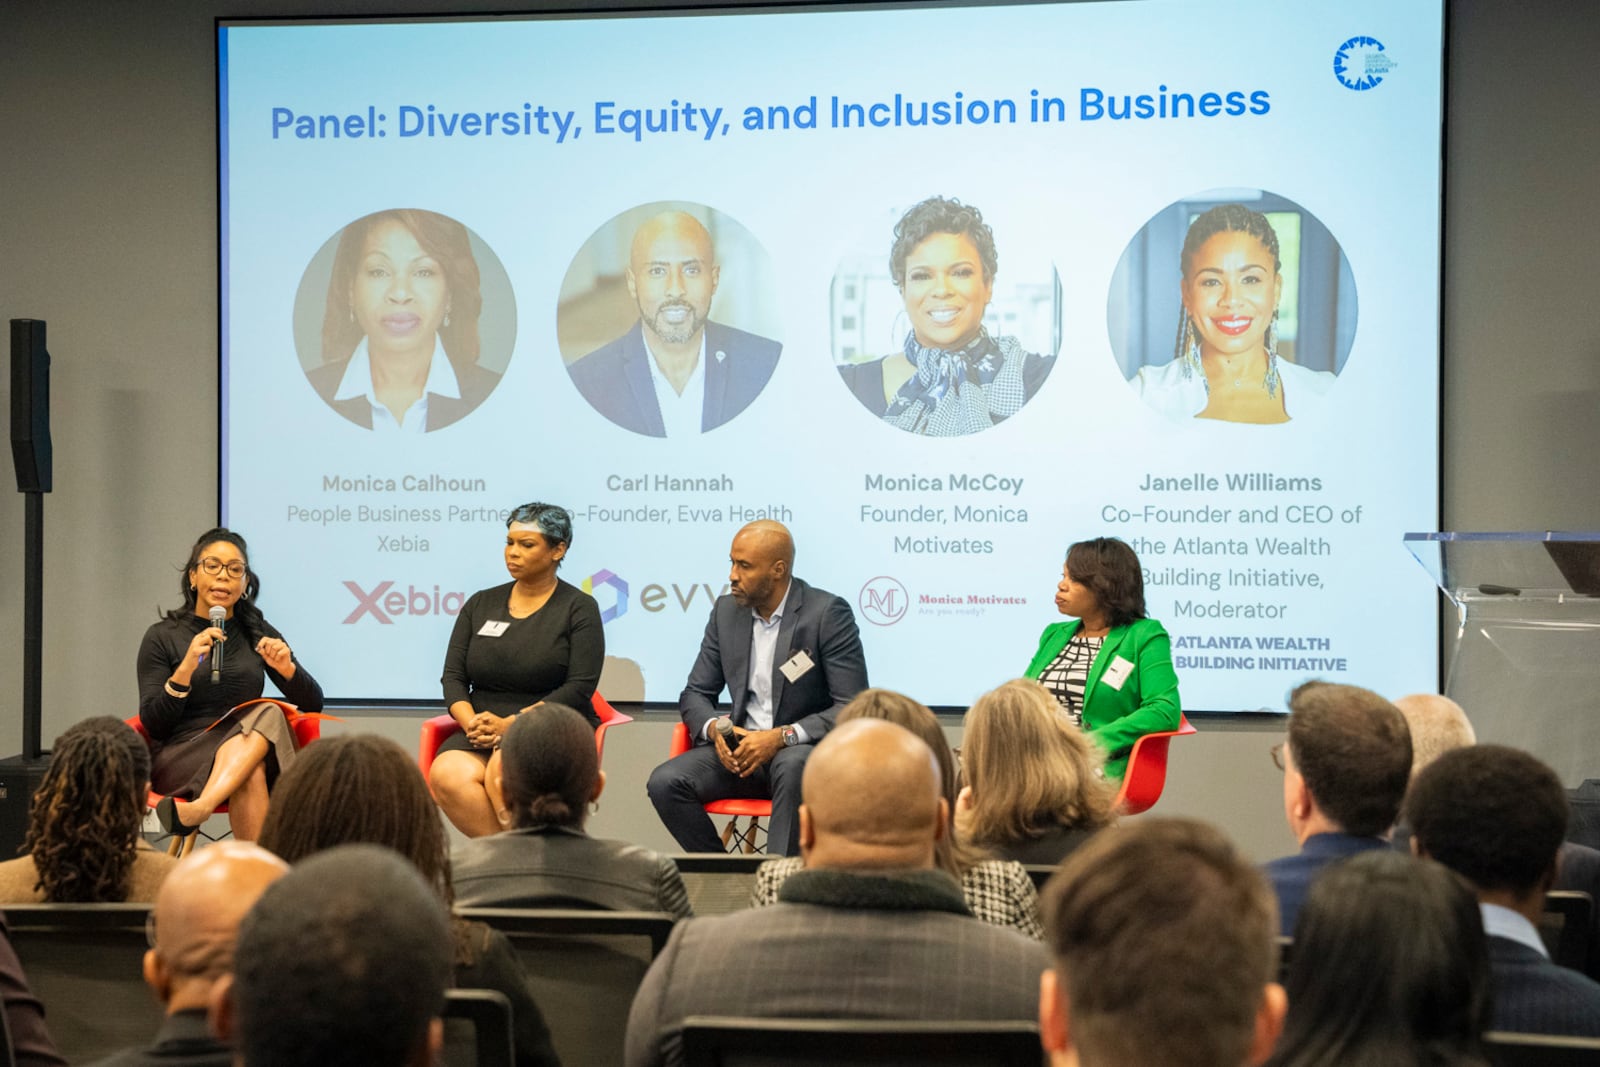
[417, 692, 633, 784]
[1112, 714, 1197, 816]
[667, 721, 773, 854]
[128, 698, 323, 856]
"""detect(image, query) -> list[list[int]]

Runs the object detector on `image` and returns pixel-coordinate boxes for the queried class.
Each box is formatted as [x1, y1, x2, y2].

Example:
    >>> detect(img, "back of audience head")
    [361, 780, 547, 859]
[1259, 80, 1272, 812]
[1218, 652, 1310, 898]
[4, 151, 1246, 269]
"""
[220, 844, 451, 1067]
[497, 703, 601, 830]
[257, 733, 451, 902]
[836, 687, 982, 877]
[1406, 744, 1567, 905]
[1393, 693, 1476, 777]
[145, 842, 287, 1011]
[1283, 681, 1411, 838]
[799, 717, 944, 871]
[1265, 850, 1489, 1067]
[25, 716, 151, 901]
[960, 679, 1114, 849]
[1040, 817, 1284, 1067]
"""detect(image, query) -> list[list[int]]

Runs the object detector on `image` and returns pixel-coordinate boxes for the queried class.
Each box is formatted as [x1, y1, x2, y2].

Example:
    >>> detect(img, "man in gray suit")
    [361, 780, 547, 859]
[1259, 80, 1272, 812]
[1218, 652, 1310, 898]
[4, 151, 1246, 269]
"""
[647, 520, 868, 855]
[627, 718, 1048, 1067]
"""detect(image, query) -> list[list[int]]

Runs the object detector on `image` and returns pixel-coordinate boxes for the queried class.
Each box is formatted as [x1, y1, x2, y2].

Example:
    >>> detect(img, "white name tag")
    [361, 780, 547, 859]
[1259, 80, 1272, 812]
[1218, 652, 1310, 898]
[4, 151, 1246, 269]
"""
[477, 621, 510, 637]
[1101, 655, 1135, 691]
[779, 650, 815, 682]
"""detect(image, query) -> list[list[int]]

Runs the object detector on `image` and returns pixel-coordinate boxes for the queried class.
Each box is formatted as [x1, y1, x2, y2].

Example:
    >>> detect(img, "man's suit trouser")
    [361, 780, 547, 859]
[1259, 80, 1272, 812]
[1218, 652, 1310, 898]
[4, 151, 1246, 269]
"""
[646, 744, 811, 856]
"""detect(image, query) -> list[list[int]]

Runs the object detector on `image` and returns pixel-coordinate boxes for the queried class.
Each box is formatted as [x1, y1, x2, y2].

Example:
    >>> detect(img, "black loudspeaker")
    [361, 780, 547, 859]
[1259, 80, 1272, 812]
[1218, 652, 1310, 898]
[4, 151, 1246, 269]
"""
[11, 318, 52, 493]
[0, 755, 51, 860]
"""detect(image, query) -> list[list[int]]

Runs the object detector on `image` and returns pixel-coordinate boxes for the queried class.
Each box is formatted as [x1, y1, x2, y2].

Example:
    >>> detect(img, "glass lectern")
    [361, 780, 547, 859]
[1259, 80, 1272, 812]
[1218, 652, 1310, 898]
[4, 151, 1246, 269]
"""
[1405, 532, 1600, 786]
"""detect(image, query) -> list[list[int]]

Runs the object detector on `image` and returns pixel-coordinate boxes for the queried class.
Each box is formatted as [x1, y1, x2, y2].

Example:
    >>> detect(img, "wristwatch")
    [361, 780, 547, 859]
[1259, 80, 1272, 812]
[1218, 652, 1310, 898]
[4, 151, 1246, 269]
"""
[781, 725, 798, 747]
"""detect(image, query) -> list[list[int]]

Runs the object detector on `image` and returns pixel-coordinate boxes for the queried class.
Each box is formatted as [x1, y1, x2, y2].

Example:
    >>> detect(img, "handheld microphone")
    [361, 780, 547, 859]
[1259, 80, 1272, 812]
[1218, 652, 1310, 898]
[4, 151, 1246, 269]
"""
[209, 606, 226, 684]
[715, 716, 740, 752]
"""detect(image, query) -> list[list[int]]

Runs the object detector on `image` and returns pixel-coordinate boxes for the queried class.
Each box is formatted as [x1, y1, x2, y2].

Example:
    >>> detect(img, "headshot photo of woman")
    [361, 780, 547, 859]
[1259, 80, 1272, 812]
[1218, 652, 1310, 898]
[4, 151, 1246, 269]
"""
[300, 207, 510, 433]
[1023, 537, 1180, 780]
[431, 502, 604, 839]
[1111, 193, 1354, 424]
[835, 196, 1058, 436]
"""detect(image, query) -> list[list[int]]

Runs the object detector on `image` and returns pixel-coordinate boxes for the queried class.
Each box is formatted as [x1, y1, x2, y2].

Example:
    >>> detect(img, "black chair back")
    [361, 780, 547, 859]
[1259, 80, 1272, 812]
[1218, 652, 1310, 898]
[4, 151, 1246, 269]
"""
[3, 903, 161, 1064]
[1486, 1030, 1600, 1066]
[680, 1017, 1043, 1066]
[671, 853, 766, 915]
[457, 908, 675, 1067]
[442, 988, 514, 1067]
[1539, 891, 1593, 973]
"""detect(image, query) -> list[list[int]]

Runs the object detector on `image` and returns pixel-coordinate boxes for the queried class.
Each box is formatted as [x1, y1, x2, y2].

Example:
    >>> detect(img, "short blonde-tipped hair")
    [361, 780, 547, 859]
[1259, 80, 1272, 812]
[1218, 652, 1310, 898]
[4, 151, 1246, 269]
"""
[958, 679, 1115, 849]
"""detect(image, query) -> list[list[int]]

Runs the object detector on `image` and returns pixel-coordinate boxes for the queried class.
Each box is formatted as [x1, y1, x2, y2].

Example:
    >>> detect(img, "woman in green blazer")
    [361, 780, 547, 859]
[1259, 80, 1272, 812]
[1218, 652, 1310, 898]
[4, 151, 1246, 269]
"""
[1024, 537, 1181, 778]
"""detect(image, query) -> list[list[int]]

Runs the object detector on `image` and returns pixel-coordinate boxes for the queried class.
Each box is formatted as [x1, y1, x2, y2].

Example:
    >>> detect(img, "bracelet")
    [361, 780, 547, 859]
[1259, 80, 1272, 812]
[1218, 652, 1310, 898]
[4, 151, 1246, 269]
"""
[164, 680, 191, 698]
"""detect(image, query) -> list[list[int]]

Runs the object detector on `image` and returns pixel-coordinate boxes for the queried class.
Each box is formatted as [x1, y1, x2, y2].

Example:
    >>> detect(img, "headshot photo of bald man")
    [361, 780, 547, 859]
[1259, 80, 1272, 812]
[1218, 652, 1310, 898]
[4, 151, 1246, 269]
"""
[558, 202, 783, 437]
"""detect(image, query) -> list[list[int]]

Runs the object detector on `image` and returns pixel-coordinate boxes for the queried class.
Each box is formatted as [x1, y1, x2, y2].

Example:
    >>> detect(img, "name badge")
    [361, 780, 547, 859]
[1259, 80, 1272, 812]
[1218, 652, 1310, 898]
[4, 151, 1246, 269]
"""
[1101, 655, 1135, 691]
[477, 621, 510, 637]
[779, 650, 815, 682]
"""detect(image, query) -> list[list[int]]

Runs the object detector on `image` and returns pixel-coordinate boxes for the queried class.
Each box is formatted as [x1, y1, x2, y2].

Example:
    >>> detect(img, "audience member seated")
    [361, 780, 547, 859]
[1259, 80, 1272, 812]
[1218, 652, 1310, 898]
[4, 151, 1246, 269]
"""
[1039, 818, 1285, 1067]
[0, 716, 176, 903]
[451, 703, 691, 918]
[1395, 692, 1600, 953]
[84, 842, 286, 1067]
[749, 688, 1043, 938]
[256, 734, 561, 1067]
[1263, 681, 1412, 934]
[625, 719, 1049, 1067]
[215, 844, 452, 1067]
[957, 679, 1115, 866]
[1406, 744, 1600, 1037]
[0, 913, 67, 1067]
[1264, 849, 1490, 1067]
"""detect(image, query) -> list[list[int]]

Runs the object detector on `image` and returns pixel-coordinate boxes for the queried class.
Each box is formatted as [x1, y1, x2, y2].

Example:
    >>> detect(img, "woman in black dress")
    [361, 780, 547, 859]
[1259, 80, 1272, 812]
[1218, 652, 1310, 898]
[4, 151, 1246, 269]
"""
[136, 528, 322, 840]
[431, 503, 604, 837]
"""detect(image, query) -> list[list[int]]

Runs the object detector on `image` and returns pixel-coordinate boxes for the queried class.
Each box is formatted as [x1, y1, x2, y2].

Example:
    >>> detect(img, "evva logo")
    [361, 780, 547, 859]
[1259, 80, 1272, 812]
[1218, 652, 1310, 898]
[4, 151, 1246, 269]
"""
[583, 569, 629, 624]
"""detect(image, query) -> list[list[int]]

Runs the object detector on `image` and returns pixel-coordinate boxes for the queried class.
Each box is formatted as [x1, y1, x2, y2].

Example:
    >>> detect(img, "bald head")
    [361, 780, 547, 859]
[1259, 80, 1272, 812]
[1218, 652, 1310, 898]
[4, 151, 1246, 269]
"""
[147, 842, 288, 1011]
[799, 719, 945, 871]
[630, 211, 714, 267]
[728, 521, 795, 617]
[1394, 693, 1475, 776]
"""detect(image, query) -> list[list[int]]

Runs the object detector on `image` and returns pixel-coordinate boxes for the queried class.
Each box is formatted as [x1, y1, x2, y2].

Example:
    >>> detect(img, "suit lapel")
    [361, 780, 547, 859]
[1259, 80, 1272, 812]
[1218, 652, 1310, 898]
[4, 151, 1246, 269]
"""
[1083, 623, 1129, 706]
[770, 579, 803, 718]
[725, 596, 752, 724]
[701, 322, 731, 433]
[622, 325, 667, 437]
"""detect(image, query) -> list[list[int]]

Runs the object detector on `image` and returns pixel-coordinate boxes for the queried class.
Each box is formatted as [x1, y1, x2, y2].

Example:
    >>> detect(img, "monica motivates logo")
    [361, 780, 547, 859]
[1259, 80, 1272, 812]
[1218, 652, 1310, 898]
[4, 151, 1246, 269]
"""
[859, 576, 909, 626]
[1333, 36, 1397, 91]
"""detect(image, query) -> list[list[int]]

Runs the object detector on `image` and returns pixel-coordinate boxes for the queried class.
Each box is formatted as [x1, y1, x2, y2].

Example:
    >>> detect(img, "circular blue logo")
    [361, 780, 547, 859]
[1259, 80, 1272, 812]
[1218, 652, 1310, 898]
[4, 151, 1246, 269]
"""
[1333, 36, 1396, 91]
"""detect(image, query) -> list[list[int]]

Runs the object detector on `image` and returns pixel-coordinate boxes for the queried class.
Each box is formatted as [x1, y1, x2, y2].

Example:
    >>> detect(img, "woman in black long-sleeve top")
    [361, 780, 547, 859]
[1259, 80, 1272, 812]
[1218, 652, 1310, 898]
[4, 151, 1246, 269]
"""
[136, 527, 322, 841]
[430, 503, 604, 837]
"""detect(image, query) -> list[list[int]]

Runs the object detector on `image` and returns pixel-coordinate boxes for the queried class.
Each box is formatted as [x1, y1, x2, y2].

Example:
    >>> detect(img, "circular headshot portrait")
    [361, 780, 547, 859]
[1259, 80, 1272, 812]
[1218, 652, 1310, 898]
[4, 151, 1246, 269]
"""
[556, 202, 783, 438]
[293, 208, 516, 433]
[831, 195, 1061, 437]
[1109, 189, 1358, 425]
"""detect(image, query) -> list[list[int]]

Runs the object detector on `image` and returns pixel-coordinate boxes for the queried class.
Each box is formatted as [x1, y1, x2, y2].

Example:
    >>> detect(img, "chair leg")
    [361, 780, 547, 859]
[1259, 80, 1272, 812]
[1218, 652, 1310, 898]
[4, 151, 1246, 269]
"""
[719, 816, 740, 851]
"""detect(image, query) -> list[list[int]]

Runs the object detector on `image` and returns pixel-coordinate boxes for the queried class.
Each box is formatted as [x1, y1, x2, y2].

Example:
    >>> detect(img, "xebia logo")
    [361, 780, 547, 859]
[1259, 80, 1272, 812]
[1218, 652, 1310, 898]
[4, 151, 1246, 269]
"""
[1333, 36, 1397, 91]
[859, 576, 909, 626]
[342, 581, 465, 625]
[582, 569, 629, 624]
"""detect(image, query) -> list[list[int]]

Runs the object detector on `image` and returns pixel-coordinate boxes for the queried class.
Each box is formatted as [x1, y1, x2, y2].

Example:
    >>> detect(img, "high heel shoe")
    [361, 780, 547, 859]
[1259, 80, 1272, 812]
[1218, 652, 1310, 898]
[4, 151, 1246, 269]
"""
[156, 796, 200, 837]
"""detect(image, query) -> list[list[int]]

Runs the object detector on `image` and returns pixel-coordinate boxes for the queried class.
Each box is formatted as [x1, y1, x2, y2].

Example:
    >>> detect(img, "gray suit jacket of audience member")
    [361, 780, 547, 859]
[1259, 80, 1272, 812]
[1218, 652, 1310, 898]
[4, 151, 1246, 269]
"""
[624, 868, 1048, 1067]
[452, 825, 692, 919]
[1488, 936, 1600, 1037]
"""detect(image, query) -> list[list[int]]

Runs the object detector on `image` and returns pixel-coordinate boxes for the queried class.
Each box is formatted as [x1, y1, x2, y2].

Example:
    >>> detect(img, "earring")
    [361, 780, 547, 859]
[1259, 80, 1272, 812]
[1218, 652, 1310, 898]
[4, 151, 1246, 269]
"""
[589, 800, 600, 815]
[1179, 317, 1202, 380]
[443, 311, 452, 328]
[1264, 312, 1281, 399]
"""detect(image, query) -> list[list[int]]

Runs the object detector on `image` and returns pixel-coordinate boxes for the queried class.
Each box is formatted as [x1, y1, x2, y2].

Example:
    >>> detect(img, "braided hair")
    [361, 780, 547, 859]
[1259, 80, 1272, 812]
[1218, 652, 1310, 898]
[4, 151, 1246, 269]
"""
[24, 717, 150, 902]
[1172, 203, 1282, 365]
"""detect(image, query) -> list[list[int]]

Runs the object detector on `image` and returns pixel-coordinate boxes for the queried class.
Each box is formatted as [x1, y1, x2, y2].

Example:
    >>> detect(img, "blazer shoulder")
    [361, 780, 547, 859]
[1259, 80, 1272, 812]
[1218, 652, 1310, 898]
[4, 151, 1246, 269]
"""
[569, 325, 644, 386]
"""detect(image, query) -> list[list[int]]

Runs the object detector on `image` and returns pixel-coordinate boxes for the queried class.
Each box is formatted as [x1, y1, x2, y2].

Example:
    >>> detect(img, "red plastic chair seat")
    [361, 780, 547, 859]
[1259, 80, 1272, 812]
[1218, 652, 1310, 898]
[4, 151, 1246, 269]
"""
[667, 721, 773, 852]
[1113, 714, 1197, 816]
[417, 692, 633, 782]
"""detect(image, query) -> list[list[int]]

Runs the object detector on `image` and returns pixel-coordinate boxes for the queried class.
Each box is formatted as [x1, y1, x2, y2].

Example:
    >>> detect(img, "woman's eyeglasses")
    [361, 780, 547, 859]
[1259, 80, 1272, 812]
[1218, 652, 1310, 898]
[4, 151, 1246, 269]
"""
[198, 557, 246, 578]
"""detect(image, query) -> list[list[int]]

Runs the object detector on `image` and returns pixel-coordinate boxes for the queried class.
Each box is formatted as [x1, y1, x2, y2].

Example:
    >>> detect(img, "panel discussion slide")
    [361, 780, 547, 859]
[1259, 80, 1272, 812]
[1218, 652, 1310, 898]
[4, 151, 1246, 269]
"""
[219, 0, 1442, 709]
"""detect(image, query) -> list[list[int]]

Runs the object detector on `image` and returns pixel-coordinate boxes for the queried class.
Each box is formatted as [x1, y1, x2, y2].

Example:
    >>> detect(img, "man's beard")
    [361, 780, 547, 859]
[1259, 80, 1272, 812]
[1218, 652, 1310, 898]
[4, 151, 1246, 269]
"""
[644, 300, 704, 345]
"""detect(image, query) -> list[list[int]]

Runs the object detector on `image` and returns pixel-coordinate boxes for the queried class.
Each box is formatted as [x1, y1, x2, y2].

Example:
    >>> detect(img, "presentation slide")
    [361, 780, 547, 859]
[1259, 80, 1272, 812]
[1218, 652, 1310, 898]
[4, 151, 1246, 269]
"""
[218, 1, 1443, 709]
